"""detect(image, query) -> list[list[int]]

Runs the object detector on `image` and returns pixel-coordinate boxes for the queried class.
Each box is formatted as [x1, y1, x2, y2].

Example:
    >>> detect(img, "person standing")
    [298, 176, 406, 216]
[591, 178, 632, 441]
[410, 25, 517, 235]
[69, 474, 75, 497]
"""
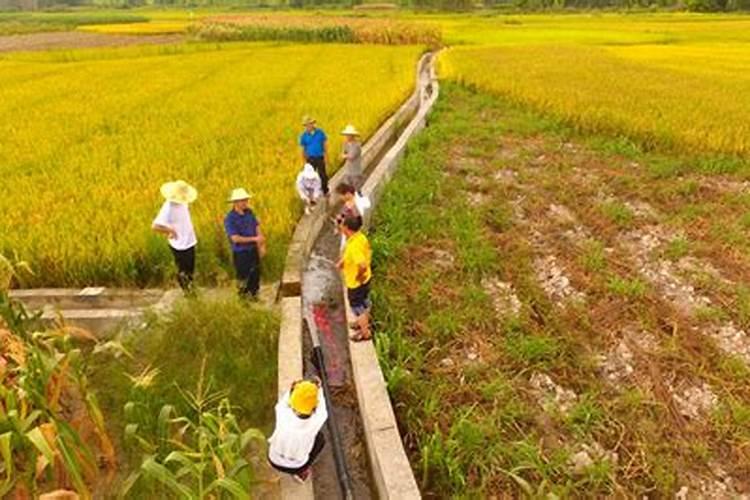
[300, 116, 329, 195]
[268, 377, 328, 483]
[340, 124, 363, 190]
[224, 188, 265, 300]
[152, 180, 198, 294]
[338, 216, 372, 342]
[296, 163, 323, 215]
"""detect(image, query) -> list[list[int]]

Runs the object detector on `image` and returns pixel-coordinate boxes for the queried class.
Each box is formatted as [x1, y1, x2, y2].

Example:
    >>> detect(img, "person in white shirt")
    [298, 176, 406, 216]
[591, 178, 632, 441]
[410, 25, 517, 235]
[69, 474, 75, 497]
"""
[296, 163, 323, 215]
[268, 377, 328, 483]
[152, 180, 198, 293]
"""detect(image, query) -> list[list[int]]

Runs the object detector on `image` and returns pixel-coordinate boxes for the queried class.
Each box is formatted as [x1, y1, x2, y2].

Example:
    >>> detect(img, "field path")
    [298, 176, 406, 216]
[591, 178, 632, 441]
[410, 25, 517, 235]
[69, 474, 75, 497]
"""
[0, 31, 183, 53]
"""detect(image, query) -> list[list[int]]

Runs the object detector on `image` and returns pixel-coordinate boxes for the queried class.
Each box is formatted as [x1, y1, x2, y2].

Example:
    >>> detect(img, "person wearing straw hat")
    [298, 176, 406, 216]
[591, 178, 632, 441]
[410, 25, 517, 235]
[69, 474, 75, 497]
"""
[295, 163, 323, 215]
[268, 376, 327, 483]
[152, 180, 198, 293]
[224, 188, 265, 300]
[299, 116, 329, 196]
[340, 124, 364, 190]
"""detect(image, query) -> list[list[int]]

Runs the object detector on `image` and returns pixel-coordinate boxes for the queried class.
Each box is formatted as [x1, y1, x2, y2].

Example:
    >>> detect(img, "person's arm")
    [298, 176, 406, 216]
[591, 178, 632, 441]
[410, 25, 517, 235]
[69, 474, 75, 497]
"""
[356, 263, 368, 285]
[152, 203, 177, 239]
[225, 215, 261, 245]
[153, 224, 177, 240]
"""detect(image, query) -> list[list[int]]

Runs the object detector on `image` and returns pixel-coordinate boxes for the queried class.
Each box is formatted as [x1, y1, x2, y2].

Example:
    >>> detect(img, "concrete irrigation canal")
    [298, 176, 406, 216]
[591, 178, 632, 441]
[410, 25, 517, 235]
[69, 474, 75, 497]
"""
[278, 53, 438, 499]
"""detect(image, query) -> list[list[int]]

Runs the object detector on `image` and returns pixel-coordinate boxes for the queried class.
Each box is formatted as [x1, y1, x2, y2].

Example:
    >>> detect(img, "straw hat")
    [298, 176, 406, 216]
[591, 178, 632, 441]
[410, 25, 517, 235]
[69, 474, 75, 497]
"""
[228, 188, 252, 202]
[302, 115, 316, 126]
[302, 163, 318, 179]
[341, 124, 360, 136]
[290, 380, 318, 416]
[160, 180, 197, 205]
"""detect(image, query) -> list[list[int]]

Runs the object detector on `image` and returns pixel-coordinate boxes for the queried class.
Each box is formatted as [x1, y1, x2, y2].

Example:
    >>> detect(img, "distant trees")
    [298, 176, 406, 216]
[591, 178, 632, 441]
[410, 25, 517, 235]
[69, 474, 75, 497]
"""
[1, 0, 748, 13]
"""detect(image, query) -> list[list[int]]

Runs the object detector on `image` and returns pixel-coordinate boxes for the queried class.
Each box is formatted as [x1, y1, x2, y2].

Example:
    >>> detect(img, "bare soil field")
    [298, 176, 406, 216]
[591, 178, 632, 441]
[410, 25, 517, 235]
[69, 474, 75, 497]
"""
[0, 31, 183, 53]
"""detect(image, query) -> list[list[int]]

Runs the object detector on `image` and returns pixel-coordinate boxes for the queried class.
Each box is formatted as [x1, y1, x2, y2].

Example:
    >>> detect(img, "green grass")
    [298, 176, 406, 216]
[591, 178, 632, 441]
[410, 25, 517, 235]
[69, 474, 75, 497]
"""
[372, 82, 750, 497]
[89, 296, 278, 494]
[0, 11, 148, 35]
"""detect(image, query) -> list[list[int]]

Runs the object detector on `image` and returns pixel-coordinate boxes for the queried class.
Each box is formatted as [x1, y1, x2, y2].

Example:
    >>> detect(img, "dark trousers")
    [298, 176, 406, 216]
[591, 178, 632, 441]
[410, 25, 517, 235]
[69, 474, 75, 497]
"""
[170, 246, 195, 292]
[268, 432, 326, 475]
[307, 156, 328, 194]
[233, 248, 261, 298]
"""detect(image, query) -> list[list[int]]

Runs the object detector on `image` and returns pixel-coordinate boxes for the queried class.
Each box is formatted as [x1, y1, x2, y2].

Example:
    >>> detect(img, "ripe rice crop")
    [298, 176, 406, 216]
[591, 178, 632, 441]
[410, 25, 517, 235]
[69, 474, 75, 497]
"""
[0, 43, 422, 287]
[192, 14, 442, 47]
[78, 21, 190, 35]
[441, 43, 750, 157]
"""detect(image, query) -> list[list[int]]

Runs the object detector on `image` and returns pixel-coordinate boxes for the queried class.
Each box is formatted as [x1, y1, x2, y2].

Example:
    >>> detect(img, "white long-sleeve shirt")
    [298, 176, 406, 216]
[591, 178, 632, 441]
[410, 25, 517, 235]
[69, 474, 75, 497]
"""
[296, 172, 323, 202]
[268, 389, 328, 469]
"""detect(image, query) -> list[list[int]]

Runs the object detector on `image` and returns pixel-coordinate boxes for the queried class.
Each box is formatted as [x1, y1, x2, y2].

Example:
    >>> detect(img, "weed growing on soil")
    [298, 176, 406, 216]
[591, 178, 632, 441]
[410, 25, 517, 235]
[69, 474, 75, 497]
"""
[372, 83, 750, 497]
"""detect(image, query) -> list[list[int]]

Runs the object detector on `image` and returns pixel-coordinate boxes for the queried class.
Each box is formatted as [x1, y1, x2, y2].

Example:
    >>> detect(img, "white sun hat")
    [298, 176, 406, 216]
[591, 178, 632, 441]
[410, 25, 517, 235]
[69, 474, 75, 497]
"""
[341, 124, 360, 136]
[302, 163, 318, 179]
[302, 115, 316, 126]
[228, 188, 252, 202]
[160, 180, 197, 205]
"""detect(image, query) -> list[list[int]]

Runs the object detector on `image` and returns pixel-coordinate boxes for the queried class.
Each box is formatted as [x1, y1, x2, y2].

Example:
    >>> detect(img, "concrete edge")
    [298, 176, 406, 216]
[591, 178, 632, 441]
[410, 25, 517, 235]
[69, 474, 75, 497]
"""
[279, 52, 431, 299]
[342, 56, 439, 500]
[276, 52, 434, 500]
[278, 296, 315, 499]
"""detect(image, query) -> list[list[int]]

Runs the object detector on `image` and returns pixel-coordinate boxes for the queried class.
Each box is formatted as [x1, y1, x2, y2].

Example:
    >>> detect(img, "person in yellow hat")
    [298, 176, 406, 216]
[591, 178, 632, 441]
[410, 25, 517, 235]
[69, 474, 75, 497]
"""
[224, 188, 265, 300]
[268, 377, 328, 483]
[152, 180, 198, 293]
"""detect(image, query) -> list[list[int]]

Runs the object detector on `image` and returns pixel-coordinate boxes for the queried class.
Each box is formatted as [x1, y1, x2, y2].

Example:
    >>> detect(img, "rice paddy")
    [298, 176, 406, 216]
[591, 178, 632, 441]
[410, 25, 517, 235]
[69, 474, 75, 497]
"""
[0, 42, 422, 286]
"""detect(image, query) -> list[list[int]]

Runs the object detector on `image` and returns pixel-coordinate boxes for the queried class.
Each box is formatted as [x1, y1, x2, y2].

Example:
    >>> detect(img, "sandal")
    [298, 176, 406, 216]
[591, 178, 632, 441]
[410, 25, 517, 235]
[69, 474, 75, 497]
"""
[349, 322, 362, 330]
[349, 331, 372, 342]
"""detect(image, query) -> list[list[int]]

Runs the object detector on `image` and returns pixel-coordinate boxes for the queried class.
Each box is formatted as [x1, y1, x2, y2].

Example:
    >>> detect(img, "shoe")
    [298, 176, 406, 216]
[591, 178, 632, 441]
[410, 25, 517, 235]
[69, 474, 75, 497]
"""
[293, 469, 312, 483]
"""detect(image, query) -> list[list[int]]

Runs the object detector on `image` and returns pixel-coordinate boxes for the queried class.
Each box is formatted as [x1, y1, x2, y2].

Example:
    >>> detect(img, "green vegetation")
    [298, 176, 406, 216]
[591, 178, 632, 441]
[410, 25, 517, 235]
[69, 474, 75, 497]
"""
[0, 11, 147, 35]
[372, 83, 750, 496]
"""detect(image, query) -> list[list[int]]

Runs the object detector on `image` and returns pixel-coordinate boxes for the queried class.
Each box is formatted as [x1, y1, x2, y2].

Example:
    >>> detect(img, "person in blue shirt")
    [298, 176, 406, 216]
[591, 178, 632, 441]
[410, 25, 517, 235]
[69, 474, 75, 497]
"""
[300, 116, 329, 195]
[224, 188, 265, 299]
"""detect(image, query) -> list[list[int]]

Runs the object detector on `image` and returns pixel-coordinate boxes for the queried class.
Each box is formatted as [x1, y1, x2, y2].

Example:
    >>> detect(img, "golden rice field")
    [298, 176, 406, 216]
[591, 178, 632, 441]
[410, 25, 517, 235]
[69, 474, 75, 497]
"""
[0, 43, 422, 286]
[439, 14, 750, 157]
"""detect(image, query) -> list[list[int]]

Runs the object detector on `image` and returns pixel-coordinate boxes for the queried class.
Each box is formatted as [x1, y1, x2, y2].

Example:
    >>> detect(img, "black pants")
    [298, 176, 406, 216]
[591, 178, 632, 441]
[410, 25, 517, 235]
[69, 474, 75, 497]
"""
[307, 156, 328, 194]
[233, 248, 261, 298]
[268, 432, 326, 475]
[170, 246, 195, 292]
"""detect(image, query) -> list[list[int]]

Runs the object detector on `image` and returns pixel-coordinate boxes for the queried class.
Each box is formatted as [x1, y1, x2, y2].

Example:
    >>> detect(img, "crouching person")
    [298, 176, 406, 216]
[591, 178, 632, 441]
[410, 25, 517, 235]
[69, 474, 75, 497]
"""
[268, 378, 327, 483]
[296, 163, 323, 215]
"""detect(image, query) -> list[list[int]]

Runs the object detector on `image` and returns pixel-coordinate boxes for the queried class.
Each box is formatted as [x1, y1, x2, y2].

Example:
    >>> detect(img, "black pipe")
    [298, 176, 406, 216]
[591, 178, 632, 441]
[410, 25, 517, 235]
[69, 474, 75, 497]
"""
[305, 318, 355, 500]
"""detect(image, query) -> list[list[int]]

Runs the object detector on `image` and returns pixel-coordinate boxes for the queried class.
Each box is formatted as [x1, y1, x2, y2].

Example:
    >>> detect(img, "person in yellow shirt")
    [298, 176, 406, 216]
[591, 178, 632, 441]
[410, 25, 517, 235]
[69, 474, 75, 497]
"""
[337, 215, 372, 342]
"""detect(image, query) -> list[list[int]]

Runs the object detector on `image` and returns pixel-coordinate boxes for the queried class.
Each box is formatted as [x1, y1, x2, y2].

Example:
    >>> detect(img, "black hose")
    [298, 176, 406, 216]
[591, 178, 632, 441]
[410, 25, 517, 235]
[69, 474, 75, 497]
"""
[306, 319, 355, 500]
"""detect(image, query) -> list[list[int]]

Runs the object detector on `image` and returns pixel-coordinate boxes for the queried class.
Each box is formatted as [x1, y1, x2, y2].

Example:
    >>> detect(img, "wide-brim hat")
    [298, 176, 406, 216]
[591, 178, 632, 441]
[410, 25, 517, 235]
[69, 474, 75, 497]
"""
[160, 180, 197, 205]
[228, 188, 252, 202]
[302, 163, 318, 179]
[341, 124, 360, 136]
[302, 115, 316, 126]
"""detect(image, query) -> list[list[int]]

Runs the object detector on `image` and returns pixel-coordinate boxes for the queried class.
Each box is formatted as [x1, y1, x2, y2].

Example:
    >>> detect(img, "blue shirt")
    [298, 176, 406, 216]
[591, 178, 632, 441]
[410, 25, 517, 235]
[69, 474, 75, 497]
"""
[224, 209, 259, 253]
[300, 128, 327, 159]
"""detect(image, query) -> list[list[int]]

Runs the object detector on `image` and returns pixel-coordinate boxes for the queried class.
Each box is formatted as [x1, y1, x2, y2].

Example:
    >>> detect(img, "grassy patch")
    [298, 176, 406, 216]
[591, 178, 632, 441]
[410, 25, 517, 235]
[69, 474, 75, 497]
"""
[89, 296, 278, 494]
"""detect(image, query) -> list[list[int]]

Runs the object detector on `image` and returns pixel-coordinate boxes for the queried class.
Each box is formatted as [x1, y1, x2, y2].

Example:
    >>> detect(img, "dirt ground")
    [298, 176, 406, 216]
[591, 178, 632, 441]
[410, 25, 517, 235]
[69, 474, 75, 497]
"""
[0, 31, 183, 53]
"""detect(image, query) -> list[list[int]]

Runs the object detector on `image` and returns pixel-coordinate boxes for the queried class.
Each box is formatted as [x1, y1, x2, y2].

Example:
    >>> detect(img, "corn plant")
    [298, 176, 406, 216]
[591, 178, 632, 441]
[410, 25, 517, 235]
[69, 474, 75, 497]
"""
[0, 289, 115, 498]
[121, 362, 266, 499]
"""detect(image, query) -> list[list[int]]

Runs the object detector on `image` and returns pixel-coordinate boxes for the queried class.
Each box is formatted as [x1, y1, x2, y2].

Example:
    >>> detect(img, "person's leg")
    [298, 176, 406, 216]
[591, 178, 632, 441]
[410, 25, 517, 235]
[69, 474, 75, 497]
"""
[312, 157, 329, 195]
[246, 247, 261, 298]
[347, 283, 372, 340]
[233, 251, 251, 297]
[171, 247, 194, 292]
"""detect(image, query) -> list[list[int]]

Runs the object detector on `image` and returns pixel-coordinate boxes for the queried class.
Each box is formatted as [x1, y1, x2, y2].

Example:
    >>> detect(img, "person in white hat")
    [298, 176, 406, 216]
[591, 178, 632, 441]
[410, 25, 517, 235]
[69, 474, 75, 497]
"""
[295, 163, 323, 215]
[299, 116, 329, 195]
[340, 124, 363, 190]
[152, 180, 198, 293]
[224, 188, 265, 300]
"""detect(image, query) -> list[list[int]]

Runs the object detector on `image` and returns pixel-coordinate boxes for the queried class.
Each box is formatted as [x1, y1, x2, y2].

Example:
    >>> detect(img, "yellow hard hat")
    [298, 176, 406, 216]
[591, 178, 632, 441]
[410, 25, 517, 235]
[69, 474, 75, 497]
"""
[290, 381, 318, 416]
